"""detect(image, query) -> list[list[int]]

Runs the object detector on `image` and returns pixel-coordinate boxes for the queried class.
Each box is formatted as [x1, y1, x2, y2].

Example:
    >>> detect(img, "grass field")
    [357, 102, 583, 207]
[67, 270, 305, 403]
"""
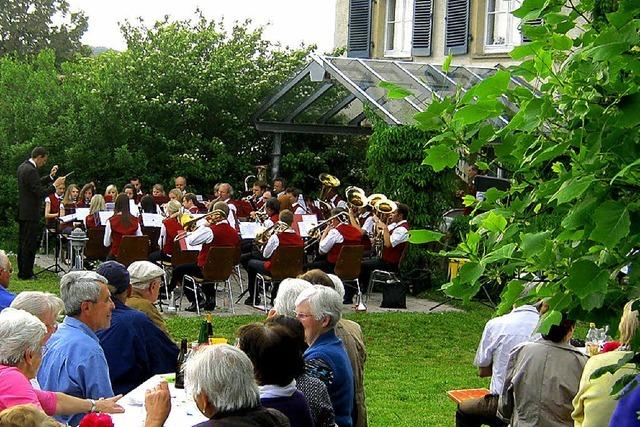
[7, 264, 495, 426]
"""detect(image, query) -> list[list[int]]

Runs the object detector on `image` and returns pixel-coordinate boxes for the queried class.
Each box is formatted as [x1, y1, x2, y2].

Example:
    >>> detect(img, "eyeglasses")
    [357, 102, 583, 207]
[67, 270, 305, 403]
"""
[295, 312, 314, 320]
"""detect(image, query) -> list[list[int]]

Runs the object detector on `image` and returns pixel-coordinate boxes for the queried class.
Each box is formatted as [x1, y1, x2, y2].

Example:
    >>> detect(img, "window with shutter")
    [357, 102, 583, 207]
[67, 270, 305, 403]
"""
[485, 0, 522, 53]
[384, 0, 415, 57]
[445, 0, 470, 55]
[520, 18, 543, 43]
[347, 0, 372, 58]
[412, 0, 433, 56]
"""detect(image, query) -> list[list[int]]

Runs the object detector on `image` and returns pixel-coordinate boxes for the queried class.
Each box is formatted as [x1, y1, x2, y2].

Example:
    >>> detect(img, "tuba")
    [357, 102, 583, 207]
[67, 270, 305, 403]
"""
[318, 173, 341, 218]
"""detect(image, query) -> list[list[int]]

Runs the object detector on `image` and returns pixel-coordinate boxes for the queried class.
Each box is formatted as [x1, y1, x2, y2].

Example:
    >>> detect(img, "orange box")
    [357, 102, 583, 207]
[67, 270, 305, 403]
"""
[447, 388, 490, 404]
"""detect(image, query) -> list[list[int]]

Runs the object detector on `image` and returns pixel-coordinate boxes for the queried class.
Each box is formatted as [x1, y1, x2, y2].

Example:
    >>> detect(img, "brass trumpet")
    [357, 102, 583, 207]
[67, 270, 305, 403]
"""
[254, 221, 290, 251]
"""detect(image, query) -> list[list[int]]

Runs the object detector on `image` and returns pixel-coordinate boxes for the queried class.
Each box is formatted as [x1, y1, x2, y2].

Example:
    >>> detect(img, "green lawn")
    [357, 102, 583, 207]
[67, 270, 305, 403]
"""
[6, 260, 494, 426]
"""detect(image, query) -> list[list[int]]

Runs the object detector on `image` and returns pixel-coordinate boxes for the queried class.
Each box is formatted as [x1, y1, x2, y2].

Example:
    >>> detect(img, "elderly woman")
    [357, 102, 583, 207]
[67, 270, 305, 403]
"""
[295, 286, 354, 427]
[498, 313, 588, 426]
[186, 344, 290, 426]
[237, 322, 313, 427]
[0, 404, 62, 427]
[10, 291, 64, 342]
[572, 300, 640, 427]
[126, 261, 171, 337]
[0, 309, 123, 419]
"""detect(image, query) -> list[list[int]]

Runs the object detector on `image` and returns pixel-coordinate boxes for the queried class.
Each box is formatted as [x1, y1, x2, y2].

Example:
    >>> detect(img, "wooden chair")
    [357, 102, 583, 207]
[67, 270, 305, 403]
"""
[334, 245, 365, 301]
[180, 246, 236, 315]
[255, 245, 305, 311]
[230, 245, 245, 296]
[84, 227, 109, 263]
[159, 240, 199, 305]
[116, 235, 150, 267]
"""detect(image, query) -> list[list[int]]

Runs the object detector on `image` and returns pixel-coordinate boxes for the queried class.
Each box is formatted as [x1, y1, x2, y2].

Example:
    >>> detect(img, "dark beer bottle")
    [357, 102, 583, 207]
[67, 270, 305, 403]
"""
[175, 338, 188, 389]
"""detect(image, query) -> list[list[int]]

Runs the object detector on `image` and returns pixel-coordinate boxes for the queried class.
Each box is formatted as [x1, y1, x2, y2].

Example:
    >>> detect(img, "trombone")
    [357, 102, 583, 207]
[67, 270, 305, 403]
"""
[304, 211, 350, 251]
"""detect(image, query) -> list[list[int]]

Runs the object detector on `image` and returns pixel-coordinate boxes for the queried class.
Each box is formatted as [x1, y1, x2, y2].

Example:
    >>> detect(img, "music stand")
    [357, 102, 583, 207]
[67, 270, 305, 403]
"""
[35, 221, 67, 276]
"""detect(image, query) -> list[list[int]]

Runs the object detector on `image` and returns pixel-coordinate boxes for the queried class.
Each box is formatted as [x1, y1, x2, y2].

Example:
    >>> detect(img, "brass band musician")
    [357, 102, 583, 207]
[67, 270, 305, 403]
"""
[306, 207, 362, 274]
[242, 209, 303, 305]
[345, 202, 411, 304]
[170, 201, 240, 312]
[149, 200, 182, 263]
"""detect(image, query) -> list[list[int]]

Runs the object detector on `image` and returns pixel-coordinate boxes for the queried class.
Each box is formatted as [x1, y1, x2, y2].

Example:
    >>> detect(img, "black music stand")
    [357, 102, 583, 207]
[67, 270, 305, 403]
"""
[35, 224, 67, 276]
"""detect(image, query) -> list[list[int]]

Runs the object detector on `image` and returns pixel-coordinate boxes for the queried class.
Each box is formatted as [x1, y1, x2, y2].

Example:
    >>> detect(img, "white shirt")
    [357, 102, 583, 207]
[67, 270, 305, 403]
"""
[319, 228, 344, 255]
[387, 220, 410, 247]
[330, 194, 348, 209]
[474, 305, 540, 395]
[262, 229, 298, 259]
[103, 218, 143, 247]
[362, 216, 375, 236]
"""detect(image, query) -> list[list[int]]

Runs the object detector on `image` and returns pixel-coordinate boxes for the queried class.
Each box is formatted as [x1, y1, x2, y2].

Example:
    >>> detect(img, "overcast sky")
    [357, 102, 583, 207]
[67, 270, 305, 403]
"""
[67, 0, 337, 52]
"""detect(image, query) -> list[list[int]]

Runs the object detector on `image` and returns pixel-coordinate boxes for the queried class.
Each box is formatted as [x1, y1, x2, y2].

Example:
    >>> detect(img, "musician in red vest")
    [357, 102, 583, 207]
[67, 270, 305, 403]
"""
[171, 201, 240, 312]
[149, 200, 182, 263]
[44, 183, 65, 230]
[85, 194, 106, 229]
[349, 203, 410, 304]
[182, 193, 200, 214]
[307, 207, 362, 274]
[103, 193, 142, 260]
[243, 209, 303, 306]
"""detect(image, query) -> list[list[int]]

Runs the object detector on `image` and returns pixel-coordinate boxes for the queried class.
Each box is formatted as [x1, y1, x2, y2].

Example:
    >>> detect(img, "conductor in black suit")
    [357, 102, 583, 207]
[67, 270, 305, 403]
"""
[16, 147, 65, 279]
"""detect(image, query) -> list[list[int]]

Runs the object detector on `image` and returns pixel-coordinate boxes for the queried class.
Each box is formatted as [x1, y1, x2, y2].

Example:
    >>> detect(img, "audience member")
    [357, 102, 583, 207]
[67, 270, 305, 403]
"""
[456, 292, 542, 427]
[0, 250, 15, 310]
[608, 373, 640, 426]
[498, 313, 587, 426]
[0, 309, 123, 422]
[126, 261, 171, 338]
[0, 404, 61, 427]
[572, 300, 640, 427]
[37, 271, 116, 426]
[267, 315, 336, 427]
[95, 262, 178, 395]
[295, 286, 354, 427]
[10, 291, 63, 342]
[145, 344, 290, 427]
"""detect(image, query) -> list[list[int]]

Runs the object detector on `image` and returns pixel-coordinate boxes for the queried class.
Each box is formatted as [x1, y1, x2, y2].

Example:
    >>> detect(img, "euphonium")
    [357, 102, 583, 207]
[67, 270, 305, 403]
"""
[304, 211, 350, 251]
[180, 209, 226, 232]
[345, 186, 367, 210]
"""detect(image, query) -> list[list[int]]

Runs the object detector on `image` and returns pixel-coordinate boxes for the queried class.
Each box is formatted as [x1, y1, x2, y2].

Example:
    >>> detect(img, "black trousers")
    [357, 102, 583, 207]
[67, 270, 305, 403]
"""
[246, 259, 270, 301]
[18, 220, 41, 278]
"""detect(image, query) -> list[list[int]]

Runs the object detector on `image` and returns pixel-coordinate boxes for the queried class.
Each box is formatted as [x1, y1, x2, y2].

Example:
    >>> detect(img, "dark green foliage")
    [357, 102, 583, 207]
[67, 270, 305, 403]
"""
[367, 120, 458, 277]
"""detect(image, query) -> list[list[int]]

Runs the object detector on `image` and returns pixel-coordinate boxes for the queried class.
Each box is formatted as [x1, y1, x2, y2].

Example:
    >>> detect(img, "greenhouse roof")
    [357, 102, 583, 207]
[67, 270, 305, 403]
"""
[253, 54, 532, 136]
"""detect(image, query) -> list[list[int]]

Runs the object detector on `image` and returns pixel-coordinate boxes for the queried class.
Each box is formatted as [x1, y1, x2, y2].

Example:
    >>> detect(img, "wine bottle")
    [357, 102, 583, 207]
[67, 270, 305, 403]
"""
[175, 338, 188, 389]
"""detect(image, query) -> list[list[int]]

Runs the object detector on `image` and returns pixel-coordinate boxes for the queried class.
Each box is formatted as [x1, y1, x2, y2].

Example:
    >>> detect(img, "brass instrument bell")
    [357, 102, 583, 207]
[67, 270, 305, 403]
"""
[374, 199, 398, 215]
[345, 186, 367, 208]
[367, 193, 387, 208]
[319, 173, 341, 188]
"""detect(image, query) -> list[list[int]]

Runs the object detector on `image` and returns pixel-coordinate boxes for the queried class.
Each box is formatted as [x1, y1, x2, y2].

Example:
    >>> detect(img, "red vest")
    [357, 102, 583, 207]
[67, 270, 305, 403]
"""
[327, 224, 363, 264]
[270, 213, 279, 224]
[197, 222, 240, 267]
[382, 221, 410, 265]
[264, 231, 303, 271]
[46, 194, 62, 227]
[162, 217, 183, 255]
[108, 215, 140, 256]
[85, 214, 97, 229]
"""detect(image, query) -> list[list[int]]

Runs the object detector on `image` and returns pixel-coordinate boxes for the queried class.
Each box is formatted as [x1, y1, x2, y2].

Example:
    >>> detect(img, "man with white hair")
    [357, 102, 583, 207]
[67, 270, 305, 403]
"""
[95, 262, 178, 395]
[146, 344, 290, 427]
[295, 286, 354, 427]
[10, 291, 64, 342]
[37, 271, 116, 426]
[126, 261, 171, 337]
[0, 250, 15, 310]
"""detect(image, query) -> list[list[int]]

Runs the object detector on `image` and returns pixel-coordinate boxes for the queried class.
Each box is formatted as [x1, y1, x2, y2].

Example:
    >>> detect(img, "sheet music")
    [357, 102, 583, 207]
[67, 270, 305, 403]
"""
[105, 202, 115, 211]
[142, 213, 163, 228]
[129, 199, 140, 217]
[58, 214, 76, 223]
[239, 222, 263, 239]
[297, 222, 315, 237]
[196, 194, 204, 203]
[98, 211, 114, 225]
[75, 208, 90, 225]
[302, 214, 318, 225]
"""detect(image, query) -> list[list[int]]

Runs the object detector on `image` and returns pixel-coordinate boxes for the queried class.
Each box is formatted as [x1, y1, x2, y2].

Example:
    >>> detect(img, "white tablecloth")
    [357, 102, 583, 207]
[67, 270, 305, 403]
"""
[111, 374, 207, 427]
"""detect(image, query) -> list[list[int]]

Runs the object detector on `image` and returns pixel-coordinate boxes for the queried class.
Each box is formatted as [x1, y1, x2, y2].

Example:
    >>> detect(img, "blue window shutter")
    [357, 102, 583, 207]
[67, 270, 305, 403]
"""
[445, 0, 470, 55]
[412, 0, 434, 56]
[347, 0, 372, 58]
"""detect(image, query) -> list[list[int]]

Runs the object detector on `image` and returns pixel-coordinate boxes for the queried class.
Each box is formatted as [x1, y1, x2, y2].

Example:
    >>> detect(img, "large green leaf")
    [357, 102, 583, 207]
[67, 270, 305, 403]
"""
[566, 260, 609, 299]
[590, 201, 631, 248]
[457, 261, 485, 285]
[378, 81, 414, 100]
[520, 231, 552, 259]
[538, 310, 562, 335]
[409, 229, 444, 244]
[496, 279, 525, 315]
[453, 102, 500, 126]
[549, 175, 595, 205]
[483, 243, 517, 264]
[481, 211, 508, 233]
[422, 144, 459, 172]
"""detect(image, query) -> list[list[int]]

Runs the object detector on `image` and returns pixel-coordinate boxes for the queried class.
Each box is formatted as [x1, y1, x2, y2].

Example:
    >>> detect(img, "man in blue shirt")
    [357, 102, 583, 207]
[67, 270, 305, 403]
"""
[0, 250, 16, 310]
[96, 261, 179, 395]
[38, 270, 116, 426]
